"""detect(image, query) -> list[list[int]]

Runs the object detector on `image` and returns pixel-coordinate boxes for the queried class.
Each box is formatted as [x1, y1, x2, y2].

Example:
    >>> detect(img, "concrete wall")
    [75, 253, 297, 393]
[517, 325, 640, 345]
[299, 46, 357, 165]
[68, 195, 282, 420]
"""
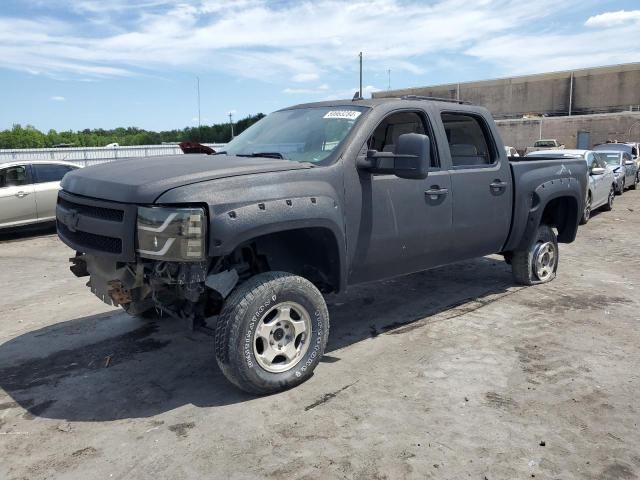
[496, 112, 640, 151]
[374, 63, 640, 119]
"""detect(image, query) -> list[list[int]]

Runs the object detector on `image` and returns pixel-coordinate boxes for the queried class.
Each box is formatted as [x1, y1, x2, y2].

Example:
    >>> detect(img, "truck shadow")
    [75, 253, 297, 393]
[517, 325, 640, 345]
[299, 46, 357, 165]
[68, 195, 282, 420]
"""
[0, 256, 513, 422]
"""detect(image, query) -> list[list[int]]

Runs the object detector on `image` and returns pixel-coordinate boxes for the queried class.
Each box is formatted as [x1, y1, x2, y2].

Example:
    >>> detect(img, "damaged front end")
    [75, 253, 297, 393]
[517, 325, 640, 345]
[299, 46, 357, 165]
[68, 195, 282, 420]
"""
[70, 253, 210, 324]
[60, 197, 240, 328]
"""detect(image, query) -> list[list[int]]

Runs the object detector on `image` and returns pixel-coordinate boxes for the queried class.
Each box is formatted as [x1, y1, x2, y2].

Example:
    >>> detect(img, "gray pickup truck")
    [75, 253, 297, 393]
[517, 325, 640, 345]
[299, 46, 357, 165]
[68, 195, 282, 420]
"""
[56, 97, 587, 393]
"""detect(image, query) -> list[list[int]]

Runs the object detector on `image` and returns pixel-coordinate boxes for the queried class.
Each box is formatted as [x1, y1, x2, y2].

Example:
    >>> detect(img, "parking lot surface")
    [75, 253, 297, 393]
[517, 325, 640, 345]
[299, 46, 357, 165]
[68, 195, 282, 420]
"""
[1, 192, 639, 480]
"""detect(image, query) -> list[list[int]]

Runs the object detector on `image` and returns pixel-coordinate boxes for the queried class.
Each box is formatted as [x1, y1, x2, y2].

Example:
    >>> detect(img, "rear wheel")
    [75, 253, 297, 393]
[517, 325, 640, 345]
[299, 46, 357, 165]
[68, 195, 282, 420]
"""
[214, 271, 330, 394]
[511, 224, 558, 286]
[579, 193, 591, 225]
[617, 179, 625, 195]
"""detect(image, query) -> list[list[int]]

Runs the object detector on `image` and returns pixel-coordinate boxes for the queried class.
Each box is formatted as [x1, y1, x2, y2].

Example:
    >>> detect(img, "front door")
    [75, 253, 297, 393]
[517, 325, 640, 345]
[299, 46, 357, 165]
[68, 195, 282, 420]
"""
[440, 112, 513, 260]
[0, 165, 37, 228]
[349, 110, 453, 283]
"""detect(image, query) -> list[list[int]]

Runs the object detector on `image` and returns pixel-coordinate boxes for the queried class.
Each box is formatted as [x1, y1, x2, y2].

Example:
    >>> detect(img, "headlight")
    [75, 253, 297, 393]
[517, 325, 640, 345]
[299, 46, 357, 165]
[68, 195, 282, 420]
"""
[137, 206, 206, 261]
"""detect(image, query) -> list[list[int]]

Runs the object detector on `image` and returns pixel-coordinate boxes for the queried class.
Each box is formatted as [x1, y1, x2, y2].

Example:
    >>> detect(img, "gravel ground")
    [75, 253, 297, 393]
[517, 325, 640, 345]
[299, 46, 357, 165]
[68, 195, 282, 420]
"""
[1, 190, 639, 480]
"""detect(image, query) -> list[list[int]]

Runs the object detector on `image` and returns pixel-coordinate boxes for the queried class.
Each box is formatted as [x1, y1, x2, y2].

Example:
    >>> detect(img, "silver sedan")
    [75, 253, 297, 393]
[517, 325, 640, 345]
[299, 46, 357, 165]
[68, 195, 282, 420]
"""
[0, 160, 80, 230]
[595, 151, 638, 194]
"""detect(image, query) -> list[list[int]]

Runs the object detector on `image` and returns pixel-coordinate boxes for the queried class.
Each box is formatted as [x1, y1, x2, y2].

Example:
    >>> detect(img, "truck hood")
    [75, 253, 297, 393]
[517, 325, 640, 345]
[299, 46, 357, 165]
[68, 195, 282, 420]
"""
[61, 154, 313, 203]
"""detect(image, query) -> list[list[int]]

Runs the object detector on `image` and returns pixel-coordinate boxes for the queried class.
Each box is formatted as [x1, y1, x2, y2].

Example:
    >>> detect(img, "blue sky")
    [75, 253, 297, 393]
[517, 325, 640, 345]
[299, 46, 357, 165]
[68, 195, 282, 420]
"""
[1, 0, 639, 132]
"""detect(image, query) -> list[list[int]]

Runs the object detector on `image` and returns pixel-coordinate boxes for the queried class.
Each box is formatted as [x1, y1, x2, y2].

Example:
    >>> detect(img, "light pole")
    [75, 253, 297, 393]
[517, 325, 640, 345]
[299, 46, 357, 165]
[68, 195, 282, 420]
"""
[359, 52, 363, 99]
[539, 115, 545, 140]
[196, 76, 201, 141]
[228, 112, 234, 140]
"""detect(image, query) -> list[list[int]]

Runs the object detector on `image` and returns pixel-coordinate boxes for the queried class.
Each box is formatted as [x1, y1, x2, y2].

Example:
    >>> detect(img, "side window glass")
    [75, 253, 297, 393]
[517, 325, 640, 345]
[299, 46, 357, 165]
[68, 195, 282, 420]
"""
[366, 111, 438, 168]
[33, 164, 74, 183]
[441, 112, 494, 167]
[591, 159, 598, 170]
[0, 166, 29, 188]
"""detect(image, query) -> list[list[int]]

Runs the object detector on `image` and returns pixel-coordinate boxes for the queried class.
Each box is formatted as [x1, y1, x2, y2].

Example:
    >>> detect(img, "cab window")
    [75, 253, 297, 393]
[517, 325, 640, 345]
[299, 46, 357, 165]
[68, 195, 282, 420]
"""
[441, 112, 495, 167]
[367, 111, 438, 168]
[0, 165, 29, 188]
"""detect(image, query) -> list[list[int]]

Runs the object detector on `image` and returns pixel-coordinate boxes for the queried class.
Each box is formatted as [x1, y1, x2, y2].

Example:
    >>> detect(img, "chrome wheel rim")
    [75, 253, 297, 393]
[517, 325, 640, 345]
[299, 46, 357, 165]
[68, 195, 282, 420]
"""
[252, 301, 312, 373]
[583, 196, 591, 221]
[533, 241, 555, 282]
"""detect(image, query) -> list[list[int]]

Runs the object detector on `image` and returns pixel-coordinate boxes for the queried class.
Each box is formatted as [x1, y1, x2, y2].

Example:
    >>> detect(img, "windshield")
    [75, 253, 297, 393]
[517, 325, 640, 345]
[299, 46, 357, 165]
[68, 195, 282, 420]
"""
[593, 143, 631, 154]
[223, 106, 368, 164]
[595, 152, 621, 166]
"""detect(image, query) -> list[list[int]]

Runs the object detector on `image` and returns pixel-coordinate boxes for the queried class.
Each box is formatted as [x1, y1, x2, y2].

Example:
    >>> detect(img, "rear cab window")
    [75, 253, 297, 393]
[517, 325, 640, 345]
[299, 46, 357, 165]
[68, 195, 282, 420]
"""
[441, 112, 496, 168]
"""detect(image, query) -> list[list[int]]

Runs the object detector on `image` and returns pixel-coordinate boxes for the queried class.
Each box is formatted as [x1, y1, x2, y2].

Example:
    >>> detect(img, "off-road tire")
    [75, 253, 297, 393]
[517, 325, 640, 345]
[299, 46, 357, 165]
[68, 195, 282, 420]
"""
[214, 271, 330, 395]
[511, 224, 558, 286]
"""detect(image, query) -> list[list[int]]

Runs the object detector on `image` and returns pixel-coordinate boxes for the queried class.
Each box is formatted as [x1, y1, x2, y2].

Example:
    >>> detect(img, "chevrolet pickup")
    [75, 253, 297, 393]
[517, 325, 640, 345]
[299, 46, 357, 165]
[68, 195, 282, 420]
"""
[56, 97, 587, 394]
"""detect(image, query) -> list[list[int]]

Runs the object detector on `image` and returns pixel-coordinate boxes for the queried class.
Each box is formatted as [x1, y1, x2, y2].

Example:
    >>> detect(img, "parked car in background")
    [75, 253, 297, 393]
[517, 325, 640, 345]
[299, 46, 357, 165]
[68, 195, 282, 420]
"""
[526, 149, 615, 224]
[504, 146, 519, 157]
[594, 142, 639, 181]
[525, 139, 565, 155]
[595, 151, 638, 194]
[0, 160, 80, 230]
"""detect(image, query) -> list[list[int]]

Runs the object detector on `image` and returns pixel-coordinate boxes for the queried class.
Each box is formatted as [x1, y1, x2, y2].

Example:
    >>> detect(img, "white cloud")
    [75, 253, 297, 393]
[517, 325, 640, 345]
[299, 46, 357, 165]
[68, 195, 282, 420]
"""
[586, 10, 640, 27]
[292, 73, 320, 82]
[283, 84, 331, 95]
[466, 23, 640, 75]
[50, 96, 65, 101]
[3, 0, 639, 84]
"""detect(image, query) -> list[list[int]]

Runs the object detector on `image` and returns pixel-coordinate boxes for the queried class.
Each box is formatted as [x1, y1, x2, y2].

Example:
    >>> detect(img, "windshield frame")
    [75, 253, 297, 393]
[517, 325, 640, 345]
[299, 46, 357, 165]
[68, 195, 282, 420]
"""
[221, 105, 371, 166]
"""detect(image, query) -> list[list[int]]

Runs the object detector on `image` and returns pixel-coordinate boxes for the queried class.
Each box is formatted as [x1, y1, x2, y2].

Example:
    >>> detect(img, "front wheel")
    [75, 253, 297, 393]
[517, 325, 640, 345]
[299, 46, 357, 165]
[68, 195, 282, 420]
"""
[579, 193, 591, 225]
[630, 173, 638, 190]
[510, 224, 559, 286]
[603, 186, 615, 211]
[214, 272, 330, 394]
[616, 179, 625, 195]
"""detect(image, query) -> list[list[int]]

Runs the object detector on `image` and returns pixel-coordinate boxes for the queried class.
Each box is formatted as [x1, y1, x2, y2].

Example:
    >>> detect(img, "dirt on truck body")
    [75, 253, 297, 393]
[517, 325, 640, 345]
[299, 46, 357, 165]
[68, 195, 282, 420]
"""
[56, 97, 587, 394]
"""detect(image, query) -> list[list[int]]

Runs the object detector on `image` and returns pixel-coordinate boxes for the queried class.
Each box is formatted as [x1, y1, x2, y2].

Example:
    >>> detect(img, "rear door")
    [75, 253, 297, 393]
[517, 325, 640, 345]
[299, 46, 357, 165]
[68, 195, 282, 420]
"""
[439, 111, 513, 260]
[32, 163, 78, 221]
[0, 165, 37, 228]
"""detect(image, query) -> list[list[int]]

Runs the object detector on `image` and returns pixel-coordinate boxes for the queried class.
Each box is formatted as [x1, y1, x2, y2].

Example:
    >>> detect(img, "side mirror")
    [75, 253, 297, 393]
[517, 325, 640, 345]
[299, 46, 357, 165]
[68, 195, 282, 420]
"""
[591, 167, 605, 175]
[360, 133, 430, 180]
[624, 160, 635, 166]
[394, 133, 430, 179]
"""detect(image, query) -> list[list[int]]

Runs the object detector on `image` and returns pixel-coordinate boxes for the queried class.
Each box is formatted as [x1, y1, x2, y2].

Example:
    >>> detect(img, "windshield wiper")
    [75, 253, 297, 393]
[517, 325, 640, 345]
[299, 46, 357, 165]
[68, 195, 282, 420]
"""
[237, 152, 285, 159]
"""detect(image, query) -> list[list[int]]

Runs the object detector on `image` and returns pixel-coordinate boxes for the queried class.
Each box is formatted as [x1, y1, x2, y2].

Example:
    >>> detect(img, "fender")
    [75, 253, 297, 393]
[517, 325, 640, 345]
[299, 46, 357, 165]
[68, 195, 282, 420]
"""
[515, 179, 583, 252]
[208, 194, 347, 291]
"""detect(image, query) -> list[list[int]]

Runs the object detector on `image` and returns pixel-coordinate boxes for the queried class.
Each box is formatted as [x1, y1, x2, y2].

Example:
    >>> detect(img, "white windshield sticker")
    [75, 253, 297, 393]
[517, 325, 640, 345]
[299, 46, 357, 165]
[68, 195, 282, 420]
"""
[323, 110, 362, 120]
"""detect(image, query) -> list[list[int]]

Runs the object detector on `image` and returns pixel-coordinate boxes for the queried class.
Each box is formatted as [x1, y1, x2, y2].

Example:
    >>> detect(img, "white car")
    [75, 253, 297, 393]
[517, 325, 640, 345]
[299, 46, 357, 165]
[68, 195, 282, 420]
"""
[526, 149, 616, 224]
[0, 160, 81, 230]
[504, 146, 519, 157]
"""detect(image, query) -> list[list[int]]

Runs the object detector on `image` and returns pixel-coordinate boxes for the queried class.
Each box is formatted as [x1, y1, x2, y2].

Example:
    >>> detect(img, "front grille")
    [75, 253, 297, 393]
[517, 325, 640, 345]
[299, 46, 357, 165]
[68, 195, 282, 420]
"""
[57, 196, 124, 222]
[58, 222, 122, 254]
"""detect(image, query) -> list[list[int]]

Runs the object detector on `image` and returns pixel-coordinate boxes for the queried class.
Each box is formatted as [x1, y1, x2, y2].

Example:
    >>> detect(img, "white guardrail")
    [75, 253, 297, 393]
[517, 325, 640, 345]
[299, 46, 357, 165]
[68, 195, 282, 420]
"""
[0, 144, 227, 167]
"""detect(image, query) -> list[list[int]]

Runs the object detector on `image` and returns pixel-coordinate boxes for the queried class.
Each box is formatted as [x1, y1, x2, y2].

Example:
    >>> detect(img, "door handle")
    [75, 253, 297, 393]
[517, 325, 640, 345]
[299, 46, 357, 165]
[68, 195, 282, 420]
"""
[15, 191, 29, 198]
[490, 180, 508, 192]
[425, 186, 449, 197]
